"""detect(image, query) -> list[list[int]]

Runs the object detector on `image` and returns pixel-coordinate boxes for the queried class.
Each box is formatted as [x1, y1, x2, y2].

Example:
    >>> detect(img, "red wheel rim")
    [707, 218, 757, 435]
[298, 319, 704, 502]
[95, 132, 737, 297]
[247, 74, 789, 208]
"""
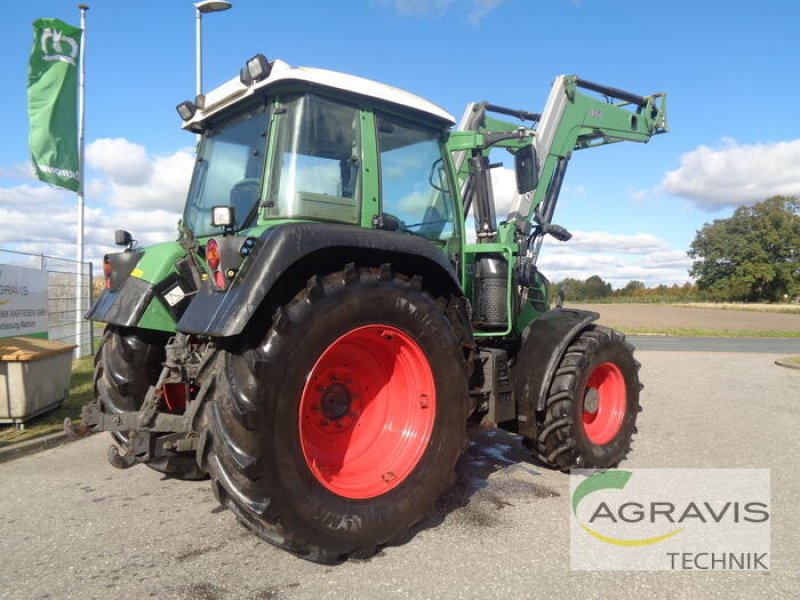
[581, 362, 626, 445]
[299, 325, 436, 499]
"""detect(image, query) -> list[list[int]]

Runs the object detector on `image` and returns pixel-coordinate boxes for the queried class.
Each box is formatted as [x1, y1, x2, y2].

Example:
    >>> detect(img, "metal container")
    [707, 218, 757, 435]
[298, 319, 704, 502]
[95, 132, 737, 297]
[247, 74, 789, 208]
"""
[0, 337, 76, 427]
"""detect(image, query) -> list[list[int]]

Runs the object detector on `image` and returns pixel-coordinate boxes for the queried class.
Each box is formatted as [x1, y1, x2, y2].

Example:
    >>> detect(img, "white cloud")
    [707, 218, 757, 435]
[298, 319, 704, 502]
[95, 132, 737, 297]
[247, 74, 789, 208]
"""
[0, 183, 71, 208]
[0, 203, 77, 245]
[375, 0, 455, 17]
[565, 230, 667, 254]
[0, 162, 34, 180]
[0, 139, 191, 269]
[109, 209, 182, 245]
[488, 167, 589, 221]
[86, 139, 194, 210]
[662, 138, 800, 210]
[537, 232, 691, 287]
[490, 166, 517, 216]
[86, 138, 153, 186]
[538, 252, 618, 271]
[376, 0, 508, 22]
[640, 250, 692, 270]
[468, 0, 508, 24]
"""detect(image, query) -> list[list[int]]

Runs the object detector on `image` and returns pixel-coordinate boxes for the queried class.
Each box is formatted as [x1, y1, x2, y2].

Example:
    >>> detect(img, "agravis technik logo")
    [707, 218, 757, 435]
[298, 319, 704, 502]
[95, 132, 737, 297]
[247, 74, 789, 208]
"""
[572, 470, 684, 546]
[570, 469, 770, 571]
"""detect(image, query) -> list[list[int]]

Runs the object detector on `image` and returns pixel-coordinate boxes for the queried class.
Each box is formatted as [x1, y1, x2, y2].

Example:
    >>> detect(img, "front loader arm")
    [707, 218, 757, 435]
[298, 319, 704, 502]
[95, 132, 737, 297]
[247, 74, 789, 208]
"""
[508, 75, 667, 226]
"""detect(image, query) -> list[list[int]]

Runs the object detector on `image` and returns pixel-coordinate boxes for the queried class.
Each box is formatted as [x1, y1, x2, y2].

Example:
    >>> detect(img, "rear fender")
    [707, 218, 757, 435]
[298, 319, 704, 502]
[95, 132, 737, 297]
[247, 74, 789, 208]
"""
[176, 222, 462, 337]
[86, 242, 191, 332]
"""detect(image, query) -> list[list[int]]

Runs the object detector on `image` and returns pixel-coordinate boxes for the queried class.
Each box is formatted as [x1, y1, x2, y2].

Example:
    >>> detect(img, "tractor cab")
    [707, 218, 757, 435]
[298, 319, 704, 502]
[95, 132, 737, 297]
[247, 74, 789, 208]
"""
[178, 57, 463, 252]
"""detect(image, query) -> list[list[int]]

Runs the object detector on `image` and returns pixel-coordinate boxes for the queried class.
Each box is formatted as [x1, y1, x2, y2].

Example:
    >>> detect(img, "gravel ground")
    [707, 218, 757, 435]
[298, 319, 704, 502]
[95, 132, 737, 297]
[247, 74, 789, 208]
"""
[1, 350, 799, 599]
[569, 303, 800, 333]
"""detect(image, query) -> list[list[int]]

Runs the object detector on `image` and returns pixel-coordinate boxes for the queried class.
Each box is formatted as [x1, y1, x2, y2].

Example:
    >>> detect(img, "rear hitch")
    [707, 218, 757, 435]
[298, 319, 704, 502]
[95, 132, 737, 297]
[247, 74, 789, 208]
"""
[68, 335, 215, 470]
[107, 444, 140, 469]
[63, 417, 91, 440]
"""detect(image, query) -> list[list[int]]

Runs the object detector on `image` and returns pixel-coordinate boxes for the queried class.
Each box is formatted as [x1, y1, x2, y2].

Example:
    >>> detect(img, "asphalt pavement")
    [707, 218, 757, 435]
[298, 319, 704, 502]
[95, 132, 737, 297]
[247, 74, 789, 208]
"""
[1, 350, 799, 599]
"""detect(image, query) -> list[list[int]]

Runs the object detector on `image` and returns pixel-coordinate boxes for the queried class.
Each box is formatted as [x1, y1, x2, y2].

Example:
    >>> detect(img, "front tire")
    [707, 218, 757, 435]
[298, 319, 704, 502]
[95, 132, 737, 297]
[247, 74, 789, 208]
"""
[528, 325, 640, 471]
[202, 264, 471, 562]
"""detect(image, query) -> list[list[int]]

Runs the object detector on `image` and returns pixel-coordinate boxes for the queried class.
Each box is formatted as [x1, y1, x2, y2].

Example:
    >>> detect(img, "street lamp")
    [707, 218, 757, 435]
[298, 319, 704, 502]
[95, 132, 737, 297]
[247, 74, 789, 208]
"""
[195, 0, 232, 98]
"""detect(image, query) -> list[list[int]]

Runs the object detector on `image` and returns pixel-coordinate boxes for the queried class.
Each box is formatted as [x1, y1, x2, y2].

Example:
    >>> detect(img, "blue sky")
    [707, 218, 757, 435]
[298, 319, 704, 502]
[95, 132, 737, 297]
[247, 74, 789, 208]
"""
[2, 0, 799, 286]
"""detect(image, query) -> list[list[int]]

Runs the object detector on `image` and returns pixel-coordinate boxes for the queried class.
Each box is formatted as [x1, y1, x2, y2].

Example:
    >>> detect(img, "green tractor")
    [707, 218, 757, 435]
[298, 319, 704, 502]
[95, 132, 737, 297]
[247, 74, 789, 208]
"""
[69, 54, 667, 562]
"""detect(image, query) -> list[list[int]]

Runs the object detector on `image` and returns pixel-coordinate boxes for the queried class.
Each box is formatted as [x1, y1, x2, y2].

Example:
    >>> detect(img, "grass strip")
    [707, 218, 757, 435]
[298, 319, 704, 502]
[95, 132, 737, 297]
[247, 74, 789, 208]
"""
[778, 356, 800, 366]
[674, 303, 800, 314]
[618, 327, 800, 338]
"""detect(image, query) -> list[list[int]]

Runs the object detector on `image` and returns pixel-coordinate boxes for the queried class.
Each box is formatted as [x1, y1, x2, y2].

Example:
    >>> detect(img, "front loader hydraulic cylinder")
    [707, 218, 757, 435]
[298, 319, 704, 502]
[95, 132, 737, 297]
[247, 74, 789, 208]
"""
[575, 77, 647, 106]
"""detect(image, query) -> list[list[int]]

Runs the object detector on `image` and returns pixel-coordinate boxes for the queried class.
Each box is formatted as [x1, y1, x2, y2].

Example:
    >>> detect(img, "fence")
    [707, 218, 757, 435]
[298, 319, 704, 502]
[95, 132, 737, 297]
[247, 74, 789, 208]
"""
[0, 248, 95, 358]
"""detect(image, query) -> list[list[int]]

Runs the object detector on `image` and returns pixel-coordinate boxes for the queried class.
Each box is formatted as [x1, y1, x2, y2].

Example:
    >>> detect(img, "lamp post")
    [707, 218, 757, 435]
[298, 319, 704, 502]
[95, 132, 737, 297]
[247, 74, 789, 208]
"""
[76, 4, 89, 357]
[194, 0, 232, 97]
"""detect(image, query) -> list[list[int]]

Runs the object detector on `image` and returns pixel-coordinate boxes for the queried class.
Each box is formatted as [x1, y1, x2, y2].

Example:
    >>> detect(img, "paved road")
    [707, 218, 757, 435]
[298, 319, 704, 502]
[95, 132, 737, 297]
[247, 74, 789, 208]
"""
[629, 336, 800, 354]
[1, 351, 799, 599]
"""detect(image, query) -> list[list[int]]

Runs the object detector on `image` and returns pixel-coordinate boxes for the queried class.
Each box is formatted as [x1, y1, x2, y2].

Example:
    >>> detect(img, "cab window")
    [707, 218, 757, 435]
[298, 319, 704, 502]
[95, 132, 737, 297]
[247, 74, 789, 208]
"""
[376, 115, 455, 242]
[266, 94, 361, 224]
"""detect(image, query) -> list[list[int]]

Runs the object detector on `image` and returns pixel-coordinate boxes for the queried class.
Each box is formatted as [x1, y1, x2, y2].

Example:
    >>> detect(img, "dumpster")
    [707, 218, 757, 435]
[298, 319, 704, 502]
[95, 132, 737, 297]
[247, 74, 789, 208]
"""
[0, 337, 77, 427]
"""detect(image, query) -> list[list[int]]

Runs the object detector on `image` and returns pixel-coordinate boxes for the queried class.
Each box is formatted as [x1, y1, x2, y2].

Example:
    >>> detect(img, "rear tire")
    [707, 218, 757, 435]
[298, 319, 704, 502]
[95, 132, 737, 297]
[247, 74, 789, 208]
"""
[94, 325, 206, 480]
[527, 325, 640, 471]
[202, 264, 471, 562]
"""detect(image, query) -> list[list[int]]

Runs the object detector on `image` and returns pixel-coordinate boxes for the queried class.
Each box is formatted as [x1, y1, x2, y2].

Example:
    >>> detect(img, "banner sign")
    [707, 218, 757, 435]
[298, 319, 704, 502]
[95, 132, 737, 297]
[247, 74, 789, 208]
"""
[27, 18, 82, 192]
[0, 265, 49, 339]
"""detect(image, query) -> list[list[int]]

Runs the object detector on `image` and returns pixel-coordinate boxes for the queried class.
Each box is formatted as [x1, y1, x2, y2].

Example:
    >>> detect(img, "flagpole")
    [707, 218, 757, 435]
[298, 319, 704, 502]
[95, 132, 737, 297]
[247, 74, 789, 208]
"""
[75, 4, 88, 356]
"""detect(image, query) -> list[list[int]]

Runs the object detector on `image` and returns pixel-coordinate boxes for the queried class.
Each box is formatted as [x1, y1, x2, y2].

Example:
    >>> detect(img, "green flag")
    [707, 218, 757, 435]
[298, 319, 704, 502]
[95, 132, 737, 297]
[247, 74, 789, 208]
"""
[27, 18, 82, 192]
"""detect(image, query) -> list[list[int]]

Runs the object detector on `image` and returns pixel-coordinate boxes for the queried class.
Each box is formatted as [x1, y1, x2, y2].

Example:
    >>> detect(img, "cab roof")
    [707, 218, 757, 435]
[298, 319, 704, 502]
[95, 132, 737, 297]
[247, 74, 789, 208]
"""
[183, 59, 455, 129]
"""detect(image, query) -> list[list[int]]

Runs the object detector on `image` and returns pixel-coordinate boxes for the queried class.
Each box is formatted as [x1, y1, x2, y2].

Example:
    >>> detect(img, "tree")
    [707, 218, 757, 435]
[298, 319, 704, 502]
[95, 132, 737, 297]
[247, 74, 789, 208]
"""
[619, 280, 647, 296]
[688, 196, 800, 302]
[557, 275, 612, 301]
[584, 275, 613, 299]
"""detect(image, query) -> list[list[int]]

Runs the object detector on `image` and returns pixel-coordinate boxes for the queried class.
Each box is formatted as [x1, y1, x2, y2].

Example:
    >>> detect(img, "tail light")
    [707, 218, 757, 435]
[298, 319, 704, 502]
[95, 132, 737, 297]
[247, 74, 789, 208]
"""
[102, 249, 143, 292]
[206, 238, 220, 270]
[205, 236, 257, 291]
[206, 238, 225, 290]
[103, 257, 112, 289]
[161, 383, 187, 412]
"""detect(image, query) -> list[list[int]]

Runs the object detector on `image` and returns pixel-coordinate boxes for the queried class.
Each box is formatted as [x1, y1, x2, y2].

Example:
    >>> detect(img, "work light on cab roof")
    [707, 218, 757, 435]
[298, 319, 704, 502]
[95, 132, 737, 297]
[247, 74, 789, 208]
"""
[240, 53, 272, 85]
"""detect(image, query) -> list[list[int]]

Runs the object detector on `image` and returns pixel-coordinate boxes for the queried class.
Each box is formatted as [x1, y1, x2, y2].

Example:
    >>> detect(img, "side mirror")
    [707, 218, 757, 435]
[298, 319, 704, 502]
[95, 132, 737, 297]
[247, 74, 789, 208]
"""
[514, 143, 538, 194]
